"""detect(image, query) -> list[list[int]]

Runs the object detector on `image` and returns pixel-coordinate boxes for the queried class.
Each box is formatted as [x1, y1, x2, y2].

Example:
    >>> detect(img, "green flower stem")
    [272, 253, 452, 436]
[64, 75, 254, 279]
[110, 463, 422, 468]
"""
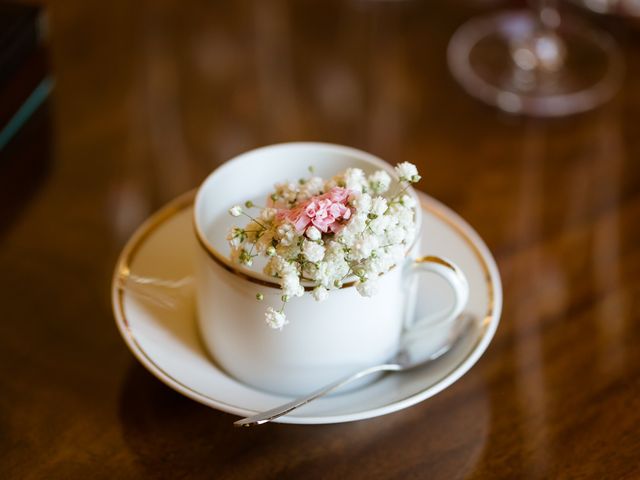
[340, 267, 356, 282]
[388, 182, 412, 205]
[278, 299, 287, 314]
[240, 212, 267, 229]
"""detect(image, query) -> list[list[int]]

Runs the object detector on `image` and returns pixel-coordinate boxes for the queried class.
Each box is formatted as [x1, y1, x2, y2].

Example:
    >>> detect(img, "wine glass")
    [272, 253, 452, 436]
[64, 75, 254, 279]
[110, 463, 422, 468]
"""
[572, 0, 640, 17]
[447, 0, 624, 117]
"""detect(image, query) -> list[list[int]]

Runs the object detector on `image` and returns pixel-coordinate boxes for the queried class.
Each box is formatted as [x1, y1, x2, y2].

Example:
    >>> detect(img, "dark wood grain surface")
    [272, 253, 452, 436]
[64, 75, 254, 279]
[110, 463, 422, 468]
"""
[2, 1, 640, 478]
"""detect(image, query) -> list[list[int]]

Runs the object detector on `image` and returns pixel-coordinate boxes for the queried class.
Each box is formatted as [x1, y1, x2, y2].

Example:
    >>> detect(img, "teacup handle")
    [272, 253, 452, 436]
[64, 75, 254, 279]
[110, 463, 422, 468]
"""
[404, 255, 470, 329]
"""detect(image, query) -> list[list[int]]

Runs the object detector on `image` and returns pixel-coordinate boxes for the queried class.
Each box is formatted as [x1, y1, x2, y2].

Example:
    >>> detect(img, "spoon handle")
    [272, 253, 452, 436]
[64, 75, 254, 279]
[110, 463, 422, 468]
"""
[234, 363, 402, 427]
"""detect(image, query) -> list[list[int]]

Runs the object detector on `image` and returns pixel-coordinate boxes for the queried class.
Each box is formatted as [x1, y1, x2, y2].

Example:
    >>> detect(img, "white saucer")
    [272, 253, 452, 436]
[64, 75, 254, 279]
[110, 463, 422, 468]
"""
[112, 191, 502, 424]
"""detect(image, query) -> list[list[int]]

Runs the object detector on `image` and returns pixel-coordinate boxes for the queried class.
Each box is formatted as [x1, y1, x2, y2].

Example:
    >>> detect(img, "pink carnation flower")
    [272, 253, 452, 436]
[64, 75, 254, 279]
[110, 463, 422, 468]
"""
[279, 187, 352, 234]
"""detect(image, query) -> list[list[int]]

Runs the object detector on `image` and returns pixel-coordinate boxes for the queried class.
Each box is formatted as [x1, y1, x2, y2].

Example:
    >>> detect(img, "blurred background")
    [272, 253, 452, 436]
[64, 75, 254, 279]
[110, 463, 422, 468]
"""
[1, 0, 639, 478]
[3, 0, 639, 240]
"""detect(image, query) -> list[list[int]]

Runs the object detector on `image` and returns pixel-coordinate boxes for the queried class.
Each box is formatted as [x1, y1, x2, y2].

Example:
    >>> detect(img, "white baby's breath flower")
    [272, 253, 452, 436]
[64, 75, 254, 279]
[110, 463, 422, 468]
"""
[351, 192, 372, 213]
[260, 207, 277, 222]
[307, 246, 350, 287]
[312, 286, 328, 302]
[305, 226, 322, 241]
[350, 234, 379, 261]
[325, 241, 346, 259]
[276, 242, 301, 260]
[313, 261, 330, 286]
[396, 208, 415, 228]
[371, 197, 388, 217]
[329, 257, 350, 280]
[360, 257, 377, 276]
[342, 213, 367, 239]
[385, 223, 406, 244]
[265, 255, 292, 278]
[368, 171, 391, 194]
[369, 215, 391, 235]
[356, 279, 379, 297]
[273, 182, 299, 206]
[332, 168, 367, 193]
[336, 227, 356, 246]
[229, 205, 243, 217]
[314, 260, 348, 288]
[299, 176, 324, 200]
[265, 307, 287, 330]
[400, 194, 416, 208]
[276, 223, 296, 246]
[344, 168, 367, 192]
[363, 254, 385, 277]
[282, 271, 304, 298]
[395, 162, 421, 183]
[302, 239, 325, 263]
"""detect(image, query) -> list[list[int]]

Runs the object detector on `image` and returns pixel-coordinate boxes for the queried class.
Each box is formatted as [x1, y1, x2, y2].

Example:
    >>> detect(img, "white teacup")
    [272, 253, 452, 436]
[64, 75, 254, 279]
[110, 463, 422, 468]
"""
[193, 142, 469, 396]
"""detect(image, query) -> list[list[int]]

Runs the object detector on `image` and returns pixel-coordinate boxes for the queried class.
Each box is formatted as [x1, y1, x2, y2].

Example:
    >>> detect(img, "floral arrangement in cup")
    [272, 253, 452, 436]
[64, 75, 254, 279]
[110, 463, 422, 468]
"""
[227, 162, 421, 329]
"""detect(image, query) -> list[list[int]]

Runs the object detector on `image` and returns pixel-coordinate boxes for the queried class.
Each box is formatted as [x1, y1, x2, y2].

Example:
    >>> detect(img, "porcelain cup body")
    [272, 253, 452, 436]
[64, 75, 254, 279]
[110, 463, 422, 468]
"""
[194, 143, 467, 396]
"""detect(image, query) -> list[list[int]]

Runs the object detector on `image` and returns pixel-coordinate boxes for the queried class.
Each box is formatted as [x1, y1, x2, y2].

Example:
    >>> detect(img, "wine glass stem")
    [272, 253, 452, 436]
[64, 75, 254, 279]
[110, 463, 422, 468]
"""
[509, 0, 566, 73]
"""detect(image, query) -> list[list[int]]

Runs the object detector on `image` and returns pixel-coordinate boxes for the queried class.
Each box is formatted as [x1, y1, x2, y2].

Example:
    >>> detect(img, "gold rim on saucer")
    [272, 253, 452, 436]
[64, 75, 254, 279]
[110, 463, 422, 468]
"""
[112, 189, 497, 418]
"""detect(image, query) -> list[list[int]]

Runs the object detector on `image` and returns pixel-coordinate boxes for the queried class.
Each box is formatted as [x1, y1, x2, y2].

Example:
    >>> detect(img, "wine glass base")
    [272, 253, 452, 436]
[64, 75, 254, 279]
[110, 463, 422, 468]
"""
[447, 10, 624, 117]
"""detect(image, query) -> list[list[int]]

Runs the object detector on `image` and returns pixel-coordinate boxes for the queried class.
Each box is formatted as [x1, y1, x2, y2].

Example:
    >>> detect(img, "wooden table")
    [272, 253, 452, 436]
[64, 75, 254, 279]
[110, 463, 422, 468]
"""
[2, 1, 639, 478]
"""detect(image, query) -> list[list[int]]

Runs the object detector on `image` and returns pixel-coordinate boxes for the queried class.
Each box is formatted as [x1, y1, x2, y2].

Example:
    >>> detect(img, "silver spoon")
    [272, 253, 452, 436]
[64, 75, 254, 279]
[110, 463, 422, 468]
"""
[234, 313, 475, 427]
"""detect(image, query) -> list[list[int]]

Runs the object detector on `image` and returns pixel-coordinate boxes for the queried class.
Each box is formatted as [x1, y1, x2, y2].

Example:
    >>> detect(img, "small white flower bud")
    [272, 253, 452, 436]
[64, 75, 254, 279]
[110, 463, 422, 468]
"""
[371, 197, 388, 217]
[312, 286, 328, 302]
[394, 162, 419, 183]
[305, 226, 322, 241]
[265, 307, 287, 330]
[229, 205, 243, 217]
